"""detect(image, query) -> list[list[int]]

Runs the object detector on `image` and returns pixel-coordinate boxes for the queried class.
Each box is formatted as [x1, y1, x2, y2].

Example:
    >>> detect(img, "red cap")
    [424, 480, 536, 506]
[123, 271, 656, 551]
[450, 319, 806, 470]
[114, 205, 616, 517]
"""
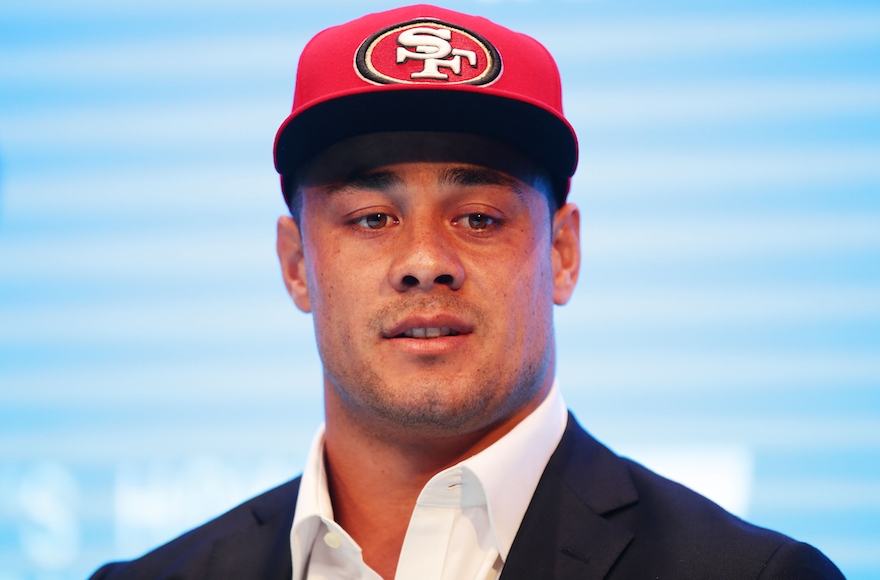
[273, 4, 578, 206]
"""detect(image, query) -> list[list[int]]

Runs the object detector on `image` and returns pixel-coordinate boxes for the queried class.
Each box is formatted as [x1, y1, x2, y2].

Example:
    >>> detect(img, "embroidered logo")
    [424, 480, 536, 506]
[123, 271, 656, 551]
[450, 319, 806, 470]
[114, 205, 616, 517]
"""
[355, 19, 502, 86]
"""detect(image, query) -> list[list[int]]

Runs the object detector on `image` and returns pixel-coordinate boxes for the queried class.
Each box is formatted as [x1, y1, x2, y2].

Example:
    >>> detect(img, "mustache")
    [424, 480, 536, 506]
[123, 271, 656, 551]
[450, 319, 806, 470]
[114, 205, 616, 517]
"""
[368, 293, 487, 333]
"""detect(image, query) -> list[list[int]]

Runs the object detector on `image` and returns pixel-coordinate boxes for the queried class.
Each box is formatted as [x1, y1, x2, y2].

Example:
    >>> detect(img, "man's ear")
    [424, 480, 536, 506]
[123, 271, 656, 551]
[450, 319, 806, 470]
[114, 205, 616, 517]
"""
[551, 202, 581, 305]
[276, 216, 311, 313]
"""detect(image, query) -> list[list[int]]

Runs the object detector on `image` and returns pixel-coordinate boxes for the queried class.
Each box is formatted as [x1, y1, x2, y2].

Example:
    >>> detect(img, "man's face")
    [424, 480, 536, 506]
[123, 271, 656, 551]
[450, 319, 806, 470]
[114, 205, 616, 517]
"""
[277, 133, 580, 439]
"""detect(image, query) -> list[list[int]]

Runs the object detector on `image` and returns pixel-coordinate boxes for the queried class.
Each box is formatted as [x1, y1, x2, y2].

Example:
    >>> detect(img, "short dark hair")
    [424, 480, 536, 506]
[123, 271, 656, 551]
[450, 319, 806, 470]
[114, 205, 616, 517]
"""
[283, 173, 304, 227]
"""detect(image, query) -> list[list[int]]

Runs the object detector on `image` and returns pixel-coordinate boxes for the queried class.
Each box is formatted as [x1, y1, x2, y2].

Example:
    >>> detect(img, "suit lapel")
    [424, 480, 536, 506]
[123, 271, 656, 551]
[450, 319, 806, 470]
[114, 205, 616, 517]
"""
[501, 415, 638, 580]
[205, 478, 301, 580]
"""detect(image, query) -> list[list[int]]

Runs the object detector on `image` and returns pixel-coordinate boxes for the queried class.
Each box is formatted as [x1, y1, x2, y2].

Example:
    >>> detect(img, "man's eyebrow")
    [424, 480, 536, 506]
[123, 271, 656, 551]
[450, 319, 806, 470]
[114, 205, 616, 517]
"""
[440, 167, 523, 195]
[324, 171, 402, 194]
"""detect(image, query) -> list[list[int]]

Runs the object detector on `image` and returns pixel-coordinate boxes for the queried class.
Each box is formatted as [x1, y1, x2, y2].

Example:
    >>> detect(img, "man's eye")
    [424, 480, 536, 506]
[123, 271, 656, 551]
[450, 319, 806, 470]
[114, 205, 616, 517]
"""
[355, 213, 391, 229]
[460, 213, 495, 230]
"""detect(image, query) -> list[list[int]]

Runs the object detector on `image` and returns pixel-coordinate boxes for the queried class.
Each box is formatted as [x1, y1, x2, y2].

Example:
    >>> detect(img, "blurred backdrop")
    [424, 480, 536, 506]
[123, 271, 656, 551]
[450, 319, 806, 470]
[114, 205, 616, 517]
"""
[1, 0, 878, 578]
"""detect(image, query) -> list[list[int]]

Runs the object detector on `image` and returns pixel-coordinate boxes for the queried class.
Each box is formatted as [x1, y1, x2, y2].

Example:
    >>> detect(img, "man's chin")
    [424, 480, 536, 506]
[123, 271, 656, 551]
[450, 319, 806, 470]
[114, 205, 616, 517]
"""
[368, 388, 491, 432]
[349, 376, 538, 439]
[324, 351, 550, 438]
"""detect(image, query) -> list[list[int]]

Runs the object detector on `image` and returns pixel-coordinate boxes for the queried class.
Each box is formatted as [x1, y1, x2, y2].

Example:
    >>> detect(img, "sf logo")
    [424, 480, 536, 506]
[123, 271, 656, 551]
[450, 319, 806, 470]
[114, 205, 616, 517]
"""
[396, 27, 478, 80]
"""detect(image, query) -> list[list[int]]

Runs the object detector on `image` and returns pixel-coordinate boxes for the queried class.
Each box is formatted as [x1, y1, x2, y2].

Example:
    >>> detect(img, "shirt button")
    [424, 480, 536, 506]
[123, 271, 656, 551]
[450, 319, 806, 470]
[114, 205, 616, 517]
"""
[323, 532, 342, 549]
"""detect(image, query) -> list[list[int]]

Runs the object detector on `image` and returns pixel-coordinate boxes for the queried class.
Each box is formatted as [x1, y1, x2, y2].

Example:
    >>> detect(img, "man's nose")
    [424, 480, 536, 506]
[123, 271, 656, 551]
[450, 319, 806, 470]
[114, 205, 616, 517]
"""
[388, 222, 465, 292]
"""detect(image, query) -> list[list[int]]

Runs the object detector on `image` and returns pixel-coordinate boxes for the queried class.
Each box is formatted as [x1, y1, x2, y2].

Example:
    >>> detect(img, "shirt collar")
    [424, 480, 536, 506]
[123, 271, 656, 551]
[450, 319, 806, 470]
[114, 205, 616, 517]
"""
[290, 425, 336, 580]
[457, 380, 567, 560]
[290, 381, 567, 573]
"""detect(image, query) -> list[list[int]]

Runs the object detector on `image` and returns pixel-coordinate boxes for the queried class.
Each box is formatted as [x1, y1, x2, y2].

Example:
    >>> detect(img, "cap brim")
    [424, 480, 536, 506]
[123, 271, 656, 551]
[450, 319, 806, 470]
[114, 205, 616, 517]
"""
[274, 88, 577, 205]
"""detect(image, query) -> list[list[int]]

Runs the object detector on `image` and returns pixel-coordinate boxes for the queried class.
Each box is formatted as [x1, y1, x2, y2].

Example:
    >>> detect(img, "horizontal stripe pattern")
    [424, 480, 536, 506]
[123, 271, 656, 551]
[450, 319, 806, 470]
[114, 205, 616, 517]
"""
[1, 1, 877, 578]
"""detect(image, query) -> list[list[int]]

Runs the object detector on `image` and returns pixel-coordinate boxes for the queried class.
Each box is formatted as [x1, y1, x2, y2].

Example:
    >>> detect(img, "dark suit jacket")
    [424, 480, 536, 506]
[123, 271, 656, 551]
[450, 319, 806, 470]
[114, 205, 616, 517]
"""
[90, 415, 844, 579]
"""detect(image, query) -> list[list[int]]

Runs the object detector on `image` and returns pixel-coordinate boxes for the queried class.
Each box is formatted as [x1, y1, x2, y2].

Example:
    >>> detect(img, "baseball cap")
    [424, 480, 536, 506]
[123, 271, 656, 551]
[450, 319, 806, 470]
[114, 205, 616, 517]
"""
[273, 4, 578, 206]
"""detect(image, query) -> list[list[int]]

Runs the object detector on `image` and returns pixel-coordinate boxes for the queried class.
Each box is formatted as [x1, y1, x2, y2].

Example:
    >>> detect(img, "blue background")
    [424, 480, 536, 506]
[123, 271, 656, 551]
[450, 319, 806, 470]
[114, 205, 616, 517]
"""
[1, 0, 878, 577]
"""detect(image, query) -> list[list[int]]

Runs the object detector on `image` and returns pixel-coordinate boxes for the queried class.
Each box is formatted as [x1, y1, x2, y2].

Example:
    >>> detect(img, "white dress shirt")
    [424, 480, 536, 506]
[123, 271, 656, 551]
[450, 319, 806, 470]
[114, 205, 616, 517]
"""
[289, 381, 568, 580]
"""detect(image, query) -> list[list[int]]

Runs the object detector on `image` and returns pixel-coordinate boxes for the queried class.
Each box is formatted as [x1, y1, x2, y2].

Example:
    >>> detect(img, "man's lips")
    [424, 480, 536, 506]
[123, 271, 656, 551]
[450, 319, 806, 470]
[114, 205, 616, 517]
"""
[383, 315, 473, 340]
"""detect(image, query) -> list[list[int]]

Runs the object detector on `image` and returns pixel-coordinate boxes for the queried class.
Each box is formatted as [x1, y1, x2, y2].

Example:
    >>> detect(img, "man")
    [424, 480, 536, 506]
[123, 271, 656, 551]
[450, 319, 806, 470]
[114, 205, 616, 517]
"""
[91, 5, 844, 579]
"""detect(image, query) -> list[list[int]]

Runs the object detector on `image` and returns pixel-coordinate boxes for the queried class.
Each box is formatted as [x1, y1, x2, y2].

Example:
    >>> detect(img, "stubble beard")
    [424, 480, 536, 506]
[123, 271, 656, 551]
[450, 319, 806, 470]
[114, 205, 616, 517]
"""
[319, 293, 553, 437]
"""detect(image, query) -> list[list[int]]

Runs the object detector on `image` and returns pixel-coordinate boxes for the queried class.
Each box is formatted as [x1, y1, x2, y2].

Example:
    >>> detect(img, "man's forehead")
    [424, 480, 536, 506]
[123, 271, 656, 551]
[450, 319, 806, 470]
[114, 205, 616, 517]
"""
[300, 132, 545, 189]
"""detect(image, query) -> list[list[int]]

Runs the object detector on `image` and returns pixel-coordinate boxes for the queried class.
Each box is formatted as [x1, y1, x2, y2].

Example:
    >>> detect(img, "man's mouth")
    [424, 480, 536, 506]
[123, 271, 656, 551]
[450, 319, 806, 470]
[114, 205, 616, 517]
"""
[383, 314, 473, 340]
[399, 327, 462, 339]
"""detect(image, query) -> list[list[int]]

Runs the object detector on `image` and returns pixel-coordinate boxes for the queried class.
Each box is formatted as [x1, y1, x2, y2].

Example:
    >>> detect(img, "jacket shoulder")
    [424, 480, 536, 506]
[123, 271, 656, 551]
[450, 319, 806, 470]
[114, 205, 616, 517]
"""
[610, 456, 844, 579]
[759, 541, 846, 580]
[89, 477, 301, 580]
[541, 415, 843, 579]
